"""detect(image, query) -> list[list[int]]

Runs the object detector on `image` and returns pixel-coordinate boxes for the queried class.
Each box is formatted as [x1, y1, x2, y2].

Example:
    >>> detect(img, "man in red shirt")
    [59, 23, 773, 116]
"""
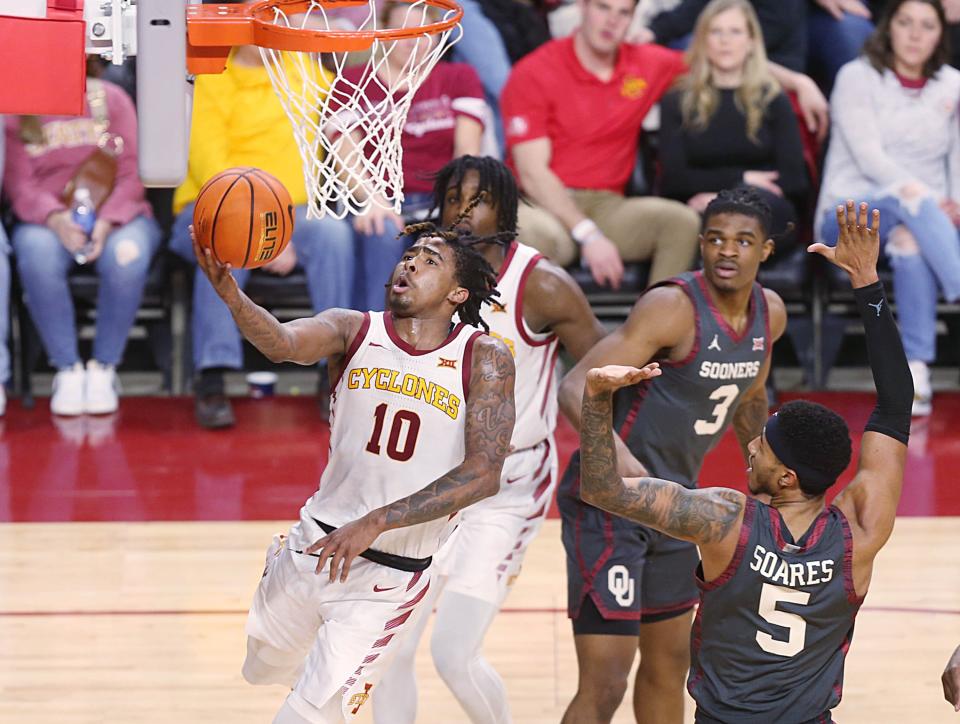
[501, 0, 829, 290]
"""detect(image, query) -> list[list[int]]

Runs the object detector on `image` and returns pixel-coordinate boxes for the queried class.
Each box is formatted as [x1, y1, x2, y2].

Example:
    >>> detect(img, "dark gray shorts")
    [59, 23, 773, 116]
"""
[558, 467, 699, 635]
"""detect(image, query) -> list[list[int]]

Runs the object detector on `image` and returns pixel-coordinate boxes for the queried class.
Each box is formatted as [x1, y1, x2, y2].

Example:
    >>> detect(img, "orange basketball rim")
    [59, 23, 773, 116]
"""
[185, 0, 463, 74]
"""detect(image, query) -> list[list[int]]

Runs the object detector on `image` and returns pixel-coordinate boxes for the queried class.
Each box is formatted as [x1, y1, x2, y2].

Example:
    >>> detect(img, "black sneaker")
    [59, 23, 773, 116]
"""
[195, 394, 236, 429]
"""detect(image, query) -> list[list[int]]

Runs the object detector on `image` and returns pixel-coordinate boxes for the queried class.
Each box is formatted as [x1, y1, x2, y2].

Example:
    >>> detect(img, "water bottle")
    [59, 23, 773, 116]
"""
[71, 187, 96, 265]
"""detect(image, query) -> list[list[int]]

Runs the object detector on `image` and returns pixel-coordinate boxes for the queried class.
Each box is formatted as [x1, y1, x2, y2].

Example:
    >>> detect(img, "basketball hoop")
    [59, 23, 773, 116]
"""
[187, 0, 463, 219]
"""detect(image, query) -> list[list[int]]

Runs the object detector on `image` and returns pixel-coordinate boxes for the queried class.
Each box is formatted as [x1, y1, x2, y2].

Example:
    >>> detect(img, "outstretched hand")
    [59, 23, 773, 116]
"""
[585, 363, 661, 395]
[807, 200, 880, 288]
[191, 225, 241, 303]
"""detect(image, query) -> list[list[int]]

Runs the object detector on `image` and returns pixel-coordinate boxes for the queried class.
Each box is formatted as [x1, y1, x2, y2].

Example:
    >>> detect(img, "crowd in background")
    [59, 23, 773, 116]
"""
[0, 0, 958, 424]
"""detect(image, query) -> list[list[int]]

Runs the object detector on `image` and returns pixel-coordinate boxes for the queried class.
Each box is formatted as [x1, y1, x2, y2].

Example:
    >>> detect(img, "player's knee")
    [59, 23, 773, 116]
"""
[242, 637, 301, 687]
[887, 226, 920, 256]
[637, 644, 690, 688]
[581, 675, 630, 719]
[430, 632, 472, 683]
[273, 695, 323, 724]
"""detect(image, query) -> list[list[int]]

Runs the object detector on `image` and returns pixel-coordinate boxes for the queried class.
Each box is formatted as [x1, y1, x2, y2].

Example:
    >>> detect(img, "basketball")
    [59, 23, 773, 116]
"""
[192, 167, 295, 269]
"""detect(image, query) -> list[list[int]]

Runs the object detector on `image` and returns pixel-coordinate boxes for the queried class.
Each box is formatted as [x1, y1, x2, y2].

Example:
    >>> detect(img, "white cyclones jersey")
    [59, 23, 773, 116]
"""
[300, 312, 482, 559]
[486, 242, 560, 451]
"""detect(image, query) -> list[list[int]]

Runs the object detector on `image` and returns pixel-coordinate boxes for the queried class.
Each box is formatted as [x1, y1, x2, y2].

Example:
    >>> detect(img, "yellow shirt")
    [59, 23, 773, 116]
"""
[173, 51, 330, 213]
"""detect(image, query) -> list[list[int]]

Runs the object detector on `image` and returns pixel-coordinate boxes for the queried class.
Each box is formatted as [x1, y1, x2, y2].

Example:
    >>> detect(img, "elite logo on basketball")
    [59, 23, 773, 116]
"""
[256, 210, 280, 262]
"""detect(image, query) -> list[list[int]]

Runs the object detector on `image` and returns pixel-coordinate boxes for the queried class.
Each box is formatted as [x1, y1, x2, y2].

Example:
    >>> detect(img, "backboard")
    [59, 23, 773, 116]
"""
[0, 0, 463, 213]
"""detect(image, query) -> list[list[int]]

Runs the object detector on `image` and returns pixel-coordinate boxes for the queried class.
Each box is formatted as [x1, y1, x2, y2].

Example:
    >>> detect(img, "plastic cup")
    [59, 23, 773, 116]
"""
[246, 371, 278, 399]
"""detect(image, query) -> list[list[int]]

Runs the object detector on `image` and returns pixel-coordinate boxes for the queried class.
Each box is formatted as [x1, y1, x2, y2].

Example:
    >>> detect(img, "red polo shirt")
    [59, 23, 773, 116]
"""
[501, 37, 685, 193]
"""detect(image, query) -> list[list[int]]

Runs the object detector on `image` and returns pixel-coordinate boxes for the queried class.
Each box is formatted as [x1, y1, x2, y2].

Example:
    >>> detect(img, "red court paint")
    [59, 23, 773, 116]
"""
[0, 393, 954, 522]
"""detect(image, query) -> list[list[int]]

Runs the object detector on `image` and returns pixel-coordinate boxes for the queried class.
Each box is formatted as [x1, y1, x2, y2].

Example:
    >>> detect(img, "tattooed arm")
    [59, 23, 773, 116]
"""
[307, 336, 516, 580]
[580, 365, 747, 577]
[732, 289, 786, 460]
[192, 230, 361, 364]
[377, 336, 515, 528]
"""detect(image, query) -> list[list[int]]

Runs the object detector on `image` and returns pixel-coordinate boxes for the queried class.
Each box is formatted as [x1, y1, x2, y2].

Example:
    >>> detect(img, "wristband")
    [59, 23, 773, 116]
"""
[571, 218, 601, 245]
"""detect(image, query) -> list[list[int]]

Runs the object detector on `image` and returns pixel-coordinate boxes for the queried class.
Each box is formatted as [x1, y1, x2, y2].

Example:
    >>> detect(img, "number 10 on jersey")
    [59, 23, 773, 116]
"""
[366, 403, 422, 461]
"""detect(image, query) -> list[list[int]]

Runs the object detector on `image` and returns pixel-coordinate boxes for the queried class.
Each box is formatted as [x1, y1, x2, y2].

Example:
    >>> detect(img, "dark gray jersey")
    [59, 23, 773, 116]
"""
[689, 499, 863, 724]
[617, 271, 770, 487]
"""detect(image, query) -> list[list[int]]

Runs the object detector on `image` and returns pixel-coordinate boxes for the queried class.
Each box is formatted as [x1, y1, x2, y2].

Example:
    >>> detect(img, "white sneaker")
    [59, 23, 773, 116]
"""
[84, 360, 119, 415]
[908, 360, 932, 417]
[51, 362, 86, 416]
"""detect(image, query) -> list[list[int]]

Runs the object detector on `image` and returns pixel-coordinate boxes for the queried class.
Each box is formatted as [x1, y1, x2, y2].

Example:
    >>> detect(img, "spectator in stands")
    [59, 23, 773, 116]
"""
[335, 0, 486, 310]
[816, 0, 960, 417]
[659, 0, 809, 253]
[807, 1, 960, 91]
[168, 40, 354, 429]
[0, 126, 8, 416]
[449, 0, 515, 152]
[4, 68, 161, 417]
[628, 0, 808, 72]
[807, 0, 877, 93]
[501, 0, 828, 289]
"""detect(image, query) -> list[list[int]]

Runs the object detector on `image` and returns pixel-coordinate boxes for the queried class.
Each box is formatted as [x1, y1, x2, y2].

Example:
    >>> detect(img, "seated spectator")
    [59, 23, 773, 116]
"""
[4, 68, 161, 417]
[500, 0, 826, 288]
[659, 0, 809, 254]
[0, 125, 7, 416]
[807, 0, 960, 93]
[503, 0, 700, 288]
[168, 39, 354, 429]
[806, 0, 877, 93]
[332, 0, 486, 310]
[448, 0, 515, 152]
[816, 0, 960, 417]
[329, 0, 510, 152]
[615, 0, 808, 72]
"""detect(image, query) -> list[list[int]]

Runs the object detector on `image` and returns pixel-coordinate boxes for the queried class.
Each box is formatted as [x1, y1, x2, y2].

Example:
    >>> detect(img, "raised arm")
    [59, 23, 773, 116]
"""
[308, 336, 516, 581]
[558, 285, 691, 475]
[730, 289, 787, 461]
[192, 231, 361, 365]
[809, 201, 911, 558]
[579, 364, 746, 577]
[523, 260, 607, 361]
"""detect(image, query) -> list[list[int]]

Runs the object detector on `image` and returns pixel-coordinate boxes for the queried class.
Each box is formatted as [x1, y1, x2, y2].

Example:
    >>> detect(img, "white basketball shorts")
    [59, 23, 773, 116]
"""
[433, 436, 558, 607]
[246, 531, 432, 722]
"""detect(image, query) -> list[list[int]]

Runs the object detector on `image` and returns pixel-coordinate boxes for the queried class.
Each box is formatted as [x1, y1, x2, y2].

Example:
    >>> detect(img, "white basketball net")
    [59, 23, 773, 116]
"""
[258, 1, 463, 219]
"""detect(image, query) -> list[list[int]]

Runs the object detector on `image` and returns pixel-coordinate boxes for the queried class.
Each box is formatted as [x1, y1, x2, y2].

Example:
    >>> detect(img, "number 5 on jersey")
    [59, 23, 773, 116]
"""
[366, 403, 421, 461]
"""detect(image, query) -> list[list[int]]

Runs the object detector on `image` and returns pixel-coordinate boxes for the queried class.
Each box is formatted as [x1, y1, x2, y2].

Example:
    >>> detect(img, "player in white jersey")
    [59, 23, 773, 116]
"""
[374, 156, 606, 723]
[191, 224, 516, 724]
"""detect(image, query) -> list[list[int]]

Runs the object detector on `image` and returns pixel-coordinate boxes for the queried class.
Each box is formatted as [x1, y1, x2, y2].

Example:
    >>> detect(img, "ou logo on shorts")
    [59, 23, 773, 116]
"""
[607, 565, 635, 607]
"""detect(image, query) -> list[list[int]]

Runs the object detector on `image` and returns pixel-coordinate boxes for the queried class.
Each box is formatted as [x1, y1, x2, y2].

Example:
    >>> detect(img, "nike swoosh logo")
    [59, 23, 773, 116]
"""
[506, 476, 524, 484]
[369, 342, 387, 349]
[373, 584, 398, 592]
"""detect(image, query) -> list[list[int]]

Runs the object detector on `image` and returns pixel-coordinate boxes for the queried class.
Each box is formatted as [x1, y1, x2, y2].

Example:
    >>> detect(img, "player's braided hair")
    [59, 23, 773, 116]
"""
[400, 221, 510, 332]
[703, 186, 773, 235]
[430, 155, 520, 234]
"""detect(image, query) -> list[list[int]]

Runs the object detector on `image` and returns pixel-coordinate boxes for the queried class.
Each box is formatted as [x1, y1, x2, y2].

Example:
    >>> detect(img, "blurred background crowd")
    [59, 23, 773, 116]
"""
[1, 0, 957, 426]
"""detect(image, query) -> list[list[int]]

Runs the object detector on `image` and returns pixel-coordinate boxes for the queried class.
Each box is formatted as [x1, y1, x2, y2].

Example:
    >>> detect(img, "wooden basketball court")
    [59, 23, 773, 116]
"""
[1, 517, 957, 723]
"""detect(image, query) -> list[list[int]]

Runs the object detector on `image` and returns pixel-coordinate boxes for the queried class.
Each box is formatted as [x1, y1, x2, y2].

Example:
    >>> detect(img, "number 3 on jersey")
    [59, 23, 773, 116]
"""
[694, 384, 740, 436]
[365, 403, 421, 461]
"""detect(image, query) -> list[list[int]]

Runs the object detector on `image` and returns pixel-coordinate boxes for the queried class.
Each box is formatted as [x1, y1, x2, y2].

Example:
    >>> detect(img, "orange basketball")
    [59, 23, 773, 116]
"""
[193, 167, 295, 269]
